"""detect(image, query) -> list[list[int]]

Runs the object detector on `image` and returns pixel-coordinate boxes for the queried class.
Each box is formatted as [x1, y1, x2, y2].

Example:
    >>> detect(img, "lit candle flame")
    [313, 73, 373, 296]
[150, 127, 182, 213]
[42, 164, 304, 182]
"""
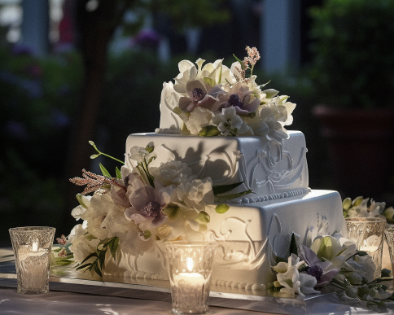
[187, 257, 193, 272]
[32, 241, 38, 252]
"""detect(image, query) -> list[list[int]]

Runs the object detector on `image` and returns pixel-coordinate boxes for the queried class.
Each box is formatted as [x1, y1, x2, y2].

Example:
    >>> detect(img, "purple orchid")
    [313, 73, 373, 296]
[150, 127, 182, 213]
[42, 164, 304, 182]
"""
[223, 83, 260, 116]
[178, 79, 227, 113]
[299, 245, 339, 288]
[124, 182, 167, 229]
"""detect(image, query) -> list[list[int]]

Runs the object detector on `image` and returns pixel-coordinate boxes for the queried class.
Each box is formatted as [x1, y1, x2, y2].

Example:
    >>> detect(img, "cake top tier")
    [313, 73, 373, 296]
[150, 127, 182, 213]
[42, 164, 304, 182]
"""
[157, 46, 296, 145]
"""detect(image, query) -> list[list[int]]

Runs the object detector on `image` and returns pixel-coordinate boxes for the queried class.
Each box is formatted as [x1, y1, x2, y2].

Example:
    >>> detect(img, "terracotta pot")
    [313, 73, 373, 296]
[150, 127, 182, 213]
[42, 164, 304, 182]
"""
[312, 105, 394, 197]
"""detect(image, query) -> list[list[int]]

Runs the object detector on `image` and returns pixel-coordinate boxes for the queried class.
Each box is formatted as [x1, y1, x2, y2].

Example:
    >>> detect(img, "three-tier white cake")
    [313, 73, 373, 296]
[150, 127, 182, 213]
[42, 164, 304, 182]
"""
[69, 49, 346, 289]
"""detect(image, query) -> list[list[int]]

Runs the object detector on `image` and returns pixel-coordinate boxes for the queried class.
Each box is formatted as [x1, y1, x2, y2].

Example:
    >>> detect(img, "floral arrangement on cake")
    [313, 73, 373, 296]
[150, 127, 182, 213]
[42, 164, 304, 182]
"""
[159, 46, 296, 142]
[61, 141, 250, 276]
[342, 196, 394, 222]
[271, 234, 394, 310]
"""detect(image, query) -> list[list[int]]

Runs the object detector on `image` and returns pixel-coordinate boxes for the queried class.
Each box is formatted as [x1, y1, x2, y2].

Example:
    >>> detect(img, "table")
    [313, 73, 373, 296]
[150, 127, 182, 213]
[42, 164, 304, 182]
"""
[0, 280, 392, 315]
[1, 248, 394, 315]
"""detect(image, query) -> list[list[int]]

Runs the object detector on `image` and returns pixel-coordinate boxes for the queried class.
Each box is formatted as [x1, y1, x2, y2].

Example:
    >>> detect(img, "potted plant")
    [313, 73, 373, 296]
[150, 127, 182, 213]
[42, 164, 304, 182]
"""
[309, 0, 394, 197]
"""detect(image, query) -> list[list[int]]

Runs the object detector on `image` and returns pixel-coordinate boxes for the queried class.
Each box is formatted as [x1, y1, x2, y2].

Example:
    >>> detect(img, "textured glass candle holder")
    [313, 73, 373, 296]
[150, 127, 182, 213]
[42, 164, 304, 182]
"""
[9, 226, 55, 294]
[384, 224, 394, 285]
[345, 217, 386, 279]
[165, 242, 217, 315]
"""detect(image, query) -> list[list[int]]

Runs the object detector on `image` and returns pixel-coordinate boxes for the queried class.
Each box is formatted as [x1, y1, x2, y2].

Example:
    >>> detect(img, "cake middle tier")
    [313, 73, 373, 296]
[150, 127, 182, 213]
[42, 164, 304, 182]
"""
[126, 131, 309, 203]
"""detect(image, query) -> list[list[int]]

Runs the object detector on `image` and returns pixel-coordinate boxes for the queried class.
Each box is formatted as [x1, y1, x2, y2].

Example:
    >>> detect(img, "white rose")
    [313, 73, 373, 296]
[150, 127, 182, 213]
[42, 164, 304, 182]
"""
[150, 160, 193, 186]
[171, 178, 214, 212]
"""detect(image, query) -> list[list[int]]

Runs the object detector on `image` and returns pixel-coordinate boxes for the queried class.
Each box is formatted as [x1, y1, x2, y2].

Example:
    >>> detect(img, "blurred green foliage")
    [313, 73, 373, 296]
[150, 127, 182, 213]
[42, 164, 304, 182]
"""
[0, 44, 82, 244]
[309, 0, 394, 109]
[1, 44, 329, 246]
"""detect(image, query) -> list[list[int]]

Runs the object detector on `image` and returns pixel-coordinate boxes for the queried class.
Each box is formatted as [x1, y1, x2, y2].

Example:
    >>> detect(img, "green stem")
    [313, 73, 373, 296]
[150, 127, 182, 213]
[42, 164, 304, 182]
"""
[100, 153, 124, 165]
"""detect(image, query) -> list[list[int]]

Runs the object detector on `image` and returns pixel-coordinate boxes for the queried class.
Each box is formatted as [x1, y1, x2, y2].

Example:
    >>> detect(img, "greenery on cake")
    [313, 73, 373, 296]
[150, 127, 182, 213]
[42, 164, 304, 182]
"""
[342, 196, 394, 223]
[165, 46, 296, 141]
[271, 234, 394, 311]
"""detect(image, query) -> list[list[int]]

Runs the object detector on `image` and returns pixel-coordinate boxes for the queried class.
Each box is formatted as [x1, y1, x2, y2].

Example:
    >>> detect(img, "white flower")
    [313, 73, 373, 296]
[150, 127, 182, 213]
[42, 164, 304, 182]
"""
[127, 145, 156, 165]
[170, 178, 214, 212]
[84, 193, 119, 240]
[174, 58, 235, 96]
[105, 205, 156, 256]
[68, 224, 99, 264]
[150, 160, 193, 186]
[71, 195, 92, 221]
[185, 107, 213, 135]
[212, 106, 249, 136]
[347, 254, 376, 283]
[249, 110, 288, 142]
[222, 83, 260, 116]
[274, 255, 319, 297]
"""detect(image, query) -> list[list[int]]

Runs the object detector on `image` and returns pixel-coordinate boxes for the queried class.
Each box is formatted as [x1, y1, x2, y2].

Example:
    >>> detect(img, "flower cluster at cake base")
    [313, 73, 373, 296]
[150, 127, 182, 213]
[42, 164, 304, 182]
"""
[65, 142, 249, 276]
[161, 46, 295, 143]
[342, 196, 394, 222]
[271, 233, 393, 310]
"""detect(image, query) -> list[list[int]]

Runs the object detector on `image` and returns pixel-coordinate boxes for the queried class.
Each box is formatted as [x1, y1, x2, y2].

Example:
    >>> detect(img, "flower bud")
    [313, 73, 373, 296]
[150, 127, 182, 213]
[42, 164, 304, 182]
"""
[342, 197, 352, 211]
[198, 211, 210, 223]
[215, 204, 230, 214]
[347, 273, 362, 285]
[384, 207, 394, 222]
[352, 196, 364, 207]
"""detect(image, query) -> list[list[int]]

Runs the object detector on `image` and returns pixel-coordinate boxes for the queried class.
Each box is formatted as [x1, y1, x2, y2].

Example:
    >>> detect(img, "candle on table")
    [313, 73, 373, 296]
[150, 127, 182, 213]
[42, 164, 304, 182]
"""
[17, 244, 50, 293]
[173, 257, 205, 287]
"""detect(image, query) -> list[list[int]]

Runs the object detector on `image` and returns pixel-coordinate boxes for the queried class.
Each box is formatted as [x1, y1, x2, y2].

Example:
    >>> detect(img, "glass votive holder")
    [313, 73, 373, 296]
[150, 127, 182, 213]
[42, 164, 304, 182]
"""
[165, 241, 217, 315]
[384, 224, 394, 280]
[345, 217, 386, 279]
[9, 226, 56, 294]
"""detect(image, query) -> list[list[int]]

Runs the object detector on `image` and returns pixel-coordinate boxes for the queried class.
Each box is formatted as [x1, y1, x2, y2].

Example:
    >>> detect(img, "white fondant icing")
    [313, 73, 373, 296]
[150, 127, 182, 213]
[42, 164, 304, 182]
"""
[126, 131, 309, 203]
[104, 190, 345, 287]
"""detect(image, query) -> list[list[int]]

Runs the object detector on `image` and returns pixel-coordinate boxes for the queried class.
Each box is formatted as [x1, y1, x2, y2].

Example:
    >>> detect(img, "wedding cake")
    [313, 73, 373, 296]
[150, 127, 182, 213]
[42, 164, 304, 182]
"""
[68, 47, 346, 289]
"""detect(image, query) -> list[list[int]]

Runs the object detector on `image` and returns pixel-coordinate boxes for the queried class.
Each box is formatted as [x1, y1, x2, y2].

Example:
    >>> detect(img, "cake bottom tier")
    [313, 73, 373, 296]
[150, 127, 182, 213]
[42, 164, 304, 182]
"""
[104, 190, 346, 289]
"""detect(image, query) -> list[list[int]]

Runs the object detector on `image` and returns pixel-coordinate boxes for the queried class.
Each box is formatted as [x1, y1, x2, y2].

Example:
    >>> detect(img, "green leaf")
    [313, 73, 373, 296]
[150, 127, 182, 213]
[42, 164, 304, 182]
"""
[213, 182, 244, 195]
[81, 252, 98, 264]
[76, 263, 92, 270]
[259, 80, 271, 88]
[233, 54, 244, 70]
[198, 211, 210, 223]
[99, 163, 112, 177]
[215, 189, 253, 201]
[98, 250, 106, 270]
[94, 263, 103, 278]
[115, 167, 122, 179]
[76, 194, 88, 209]
[110, 237, 119, 261]
[289, 233, 298, 256]
[215, 204, 230, 214]
[199, 125, 220, 137]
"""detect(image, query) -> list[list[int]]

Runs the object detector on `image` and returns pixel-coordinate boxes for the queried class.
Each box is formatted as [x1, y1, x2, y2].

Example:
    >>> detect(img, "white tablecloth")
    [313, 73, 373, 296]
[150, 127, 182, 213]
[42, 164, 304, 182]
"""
[0, 280, 393, 315]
